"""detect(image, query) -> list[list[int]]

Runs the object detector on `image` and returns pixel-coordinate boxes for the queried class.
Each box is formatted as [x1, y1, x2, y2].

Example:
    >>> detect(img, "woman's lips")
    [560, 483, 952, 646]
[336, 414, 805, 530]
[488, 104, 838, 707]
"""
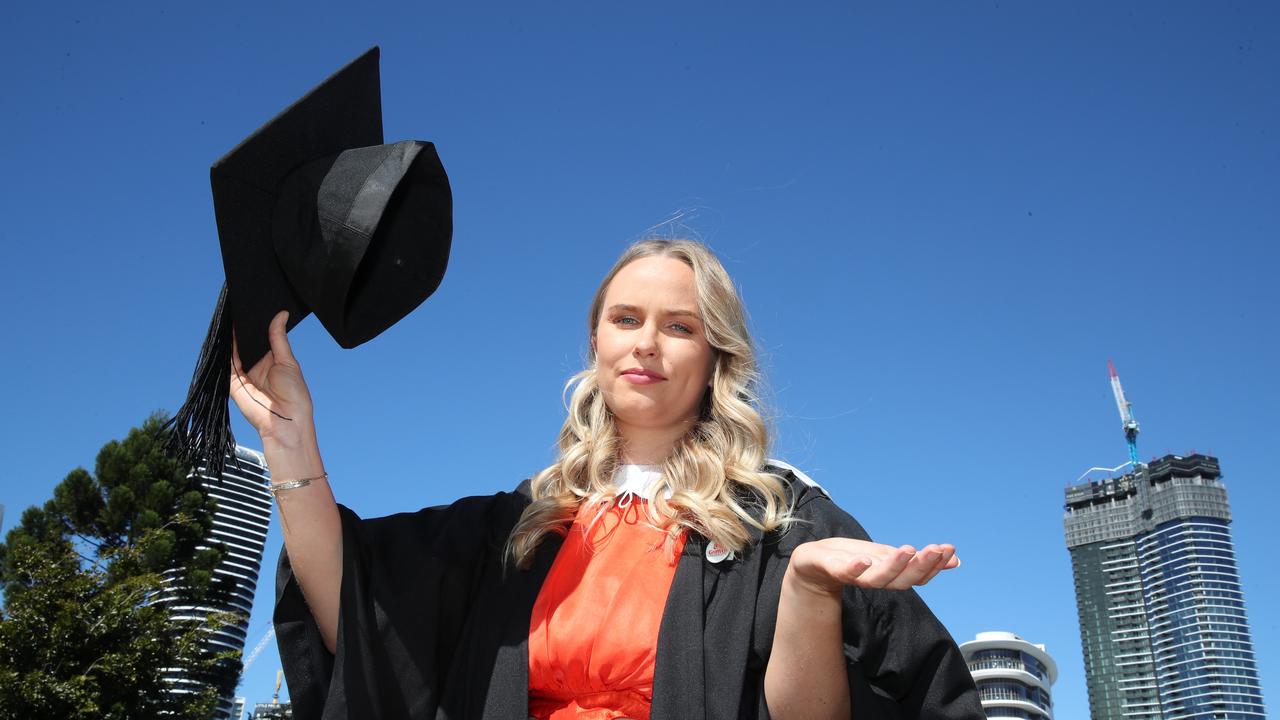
[621, 368, 665, 384]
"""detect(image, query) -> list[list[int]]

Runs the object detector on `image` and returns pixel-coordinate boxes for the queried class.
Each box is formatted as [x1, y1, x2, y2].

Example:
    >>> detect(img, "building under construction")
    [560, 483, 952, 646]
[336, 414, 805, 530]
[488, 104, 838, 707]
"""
[1062, 365, 1264, 719]
[250, 700, 292, 719]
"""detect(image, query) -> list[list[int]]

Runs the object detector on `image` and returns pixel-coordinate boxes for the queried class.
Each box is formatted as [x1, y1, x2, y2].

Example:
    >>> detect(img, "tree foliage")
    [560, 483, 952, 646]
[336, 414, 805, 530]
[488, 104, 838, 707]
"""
[0, 413, 242, 719]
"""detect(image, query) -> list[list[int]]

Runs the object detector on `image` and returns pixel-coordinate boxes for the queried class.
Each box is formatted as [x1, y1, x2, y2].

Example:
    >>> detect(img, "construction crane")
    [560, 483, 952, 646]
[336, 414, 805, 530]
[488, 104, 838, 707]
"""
[1108, 360, 1141, 467]
[240, 626, 276, 678]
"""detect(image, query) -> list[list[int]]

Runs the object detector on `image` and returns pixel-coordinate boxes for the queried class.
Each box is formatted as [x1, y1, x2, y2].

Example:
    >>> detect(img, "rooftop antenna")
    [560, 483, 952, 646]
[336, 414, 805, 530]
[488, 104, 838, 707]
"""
[1108, 360, 1141, 467]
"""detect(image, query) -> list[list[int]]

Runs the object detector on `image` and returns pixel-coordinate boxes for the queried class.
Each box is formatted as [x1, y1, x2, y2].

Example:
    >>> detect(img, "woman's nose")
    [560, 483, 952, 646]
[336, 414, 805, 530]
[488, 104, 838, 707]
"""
[632, 325, 658, 356]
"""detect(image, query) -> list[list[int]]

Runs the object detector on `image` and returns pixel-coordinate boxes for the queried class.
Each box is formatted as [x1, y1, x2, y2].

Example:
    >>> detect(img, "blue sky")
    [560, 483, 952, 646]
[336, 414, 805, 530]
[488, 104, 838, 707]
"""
[2, 2, 1277, 717]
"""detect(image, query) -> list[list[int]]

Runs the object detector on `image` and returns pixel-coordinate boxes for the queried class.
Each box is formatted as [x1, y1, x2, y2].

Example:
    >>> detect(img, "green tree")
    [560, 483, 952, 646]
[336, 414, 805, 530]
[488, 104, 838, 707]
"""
[0, 413, 242, 719]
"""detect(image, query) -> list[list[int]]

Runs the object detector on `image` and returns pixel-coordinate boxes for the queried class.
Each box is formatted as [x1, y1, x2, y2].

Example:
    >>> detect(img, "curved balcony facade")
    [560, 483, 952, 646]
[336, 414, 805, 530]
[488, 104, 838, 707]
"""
[157, 446, 272, 720]
[961, 632, 1057, 720]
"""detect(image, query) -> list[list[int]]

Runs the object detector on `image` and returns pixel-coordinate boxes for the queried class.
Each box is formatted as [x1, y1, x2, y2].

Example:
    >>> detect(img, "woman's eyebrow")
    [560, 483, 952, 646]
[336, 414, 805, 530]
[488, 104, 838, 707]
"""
[606, 304, 700, 319]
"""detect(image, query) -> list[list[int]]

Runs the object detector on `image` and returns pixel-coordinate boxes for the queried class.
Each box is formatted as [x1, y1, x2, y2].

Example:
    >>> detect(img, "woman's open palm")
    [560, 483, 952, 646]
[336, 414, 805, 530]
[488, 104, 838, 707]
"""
[789, 537, 960, 594]
[229, 310, 314, 445]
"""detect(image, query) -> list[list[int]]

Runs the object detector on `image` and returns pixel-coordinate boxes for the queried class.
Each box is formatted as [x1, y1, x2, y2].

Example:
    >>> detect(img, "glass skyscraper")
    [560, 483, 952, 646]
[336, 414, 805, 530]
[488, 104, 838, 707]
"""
[158, 445, 273, 720]
[1064, 454, 1264, 720]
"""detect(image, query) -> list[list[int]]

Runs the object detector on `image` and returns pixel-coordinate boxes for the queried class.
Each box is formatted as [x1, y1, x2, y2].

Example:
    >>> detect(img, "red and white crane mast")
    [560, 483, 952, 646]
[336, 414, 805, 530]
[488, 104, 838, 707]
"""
[1108, 360, 1141, 467]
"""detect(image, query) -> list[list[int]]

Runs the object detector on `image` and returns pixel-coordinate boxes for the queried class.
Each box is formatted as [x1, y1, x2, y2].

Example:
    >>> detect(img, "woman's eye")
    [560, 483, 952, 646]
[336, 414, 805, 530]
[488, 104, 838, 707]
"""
[668, 322, 694, 334]
[614, 315, 640, 326]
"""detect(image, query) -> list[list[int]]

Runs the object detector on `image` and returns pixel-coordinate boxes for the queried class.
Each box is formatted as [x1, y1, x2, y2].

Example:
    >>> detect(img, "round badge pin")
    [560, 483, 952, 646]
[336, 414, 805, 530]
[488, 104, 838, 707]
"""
[706, 541, 733, 563]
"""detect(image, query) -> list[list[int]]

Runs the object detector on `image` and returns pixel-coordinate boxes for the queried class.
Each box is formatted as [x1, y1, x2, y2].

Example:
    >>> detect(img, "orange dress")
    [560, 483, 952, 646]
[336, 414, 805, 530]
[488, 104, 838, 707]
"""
[527, 496, 686, 720]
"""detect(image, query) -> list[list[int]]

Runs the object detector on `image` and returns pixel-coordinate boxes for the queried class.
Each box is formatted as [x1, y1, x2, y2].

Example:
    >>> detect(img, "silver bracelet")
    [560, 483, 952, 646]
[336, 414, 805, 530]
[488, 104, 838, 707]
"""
[268, 473, 327, 495]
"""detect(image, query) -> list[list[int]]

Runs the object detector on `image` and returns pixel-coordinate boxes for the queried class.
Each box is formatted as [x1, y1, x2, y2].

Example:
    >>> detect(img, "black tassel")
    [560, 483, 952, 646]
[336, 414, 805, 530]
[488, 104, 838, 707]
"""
[164, 284, 238, 480]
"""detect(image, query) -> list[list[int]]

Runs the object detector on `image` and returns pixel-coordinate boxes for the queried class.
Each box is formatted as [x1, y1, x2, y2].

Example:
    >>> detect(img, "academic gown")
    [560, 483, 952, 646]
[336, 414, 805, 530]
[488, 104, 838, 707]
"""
[273, 467, 985, 720]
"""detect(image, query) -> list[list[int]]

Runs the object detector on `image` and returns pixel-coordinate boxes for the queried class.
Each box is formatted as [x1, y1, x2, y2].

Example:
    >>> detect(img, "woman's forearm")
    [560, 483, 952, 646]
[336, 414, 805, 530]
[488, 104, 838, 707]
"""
[764, 564, 851, 720]
[263, 424, 343, 654]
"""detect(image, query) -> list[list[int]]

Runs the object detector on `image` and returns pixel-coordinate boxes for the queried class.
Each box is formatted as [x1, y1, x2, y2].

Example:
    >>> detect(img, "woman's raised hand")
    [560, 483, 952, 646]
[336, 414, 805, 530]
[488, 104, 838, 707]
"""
[231, 310, 338, 653]
[787, 538, 960, 596]
[229, 310, 316, 449]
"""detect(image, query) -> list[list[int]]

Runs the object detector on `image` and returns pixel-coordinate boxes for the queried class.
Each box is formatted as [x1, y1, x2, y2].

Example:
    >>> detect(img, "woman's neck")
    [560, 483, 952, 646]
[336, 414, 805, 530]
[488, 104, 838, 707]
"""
[615, 420, 692, 465]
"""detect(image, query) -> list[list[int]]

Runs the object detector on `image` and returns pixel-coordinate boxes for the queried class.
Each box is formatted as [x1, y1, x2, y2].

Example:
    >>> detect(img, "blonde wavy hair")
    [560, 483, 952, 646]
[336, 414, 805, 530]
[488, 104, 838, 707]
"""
[507, 239, 794, 568]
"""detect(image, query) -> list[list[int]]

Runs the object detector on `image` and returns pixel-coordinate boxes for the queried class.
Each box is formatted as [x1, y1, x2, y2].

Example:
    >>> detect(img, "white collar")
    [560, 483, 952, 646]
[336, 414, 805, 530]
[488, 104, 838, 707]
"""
[613, 463, 664, 498]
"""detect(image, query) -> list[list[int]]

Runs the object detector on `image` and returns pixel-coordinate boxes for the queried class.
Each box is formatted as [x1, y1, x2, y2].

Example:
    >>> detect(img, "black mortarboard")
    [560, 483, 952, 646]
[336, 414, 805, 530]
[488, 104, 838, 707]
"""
[167, 47, 452, 475]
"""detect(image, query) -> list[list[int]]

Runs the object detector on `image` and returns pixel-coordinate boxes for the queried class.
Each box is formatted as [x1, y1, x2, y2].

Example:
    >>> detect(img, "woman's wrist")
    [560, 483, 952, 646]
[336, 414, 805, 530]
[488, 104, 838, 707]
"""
[782, 563, 845, 606]
[258, 413, 316, 446]
[261, 428, 325, 479]
[264, 451, 325, 476]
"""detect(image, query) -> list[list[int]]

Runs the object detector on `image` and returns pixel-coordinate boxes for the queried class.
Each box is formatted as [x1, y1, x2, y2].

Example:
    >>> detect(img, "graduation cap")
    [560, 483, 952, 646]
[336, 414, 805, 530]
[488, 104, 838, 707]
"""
[167, 47, 452, 476]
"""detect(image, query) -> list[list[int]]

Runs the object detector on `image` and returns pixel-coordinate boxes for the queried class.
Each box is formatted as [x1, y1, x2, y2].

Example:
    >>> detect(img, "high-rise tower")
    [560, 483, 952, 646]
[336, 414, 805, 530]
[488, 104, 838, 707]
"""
[1064, 364, 1264, 720]
[158, 445, 273, 719]
[1066, 453, 1264, 718]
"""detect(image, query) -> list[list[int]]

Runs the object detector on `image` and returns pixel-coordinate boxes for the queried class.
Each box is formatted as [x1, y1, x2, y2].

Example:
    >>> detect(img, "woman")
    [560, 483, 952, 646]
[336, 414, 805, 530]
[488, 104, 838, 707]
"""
[232, 239, 983, 720]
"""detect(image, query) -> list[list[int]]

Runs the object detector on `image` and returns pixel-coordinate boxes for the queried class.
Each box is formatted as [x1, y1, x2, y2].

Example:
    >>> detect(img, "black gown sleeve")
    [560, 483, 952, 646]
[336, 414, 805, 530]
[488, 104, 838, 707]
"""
[757, 482, 985, 720]
[273, 490, 525, 720]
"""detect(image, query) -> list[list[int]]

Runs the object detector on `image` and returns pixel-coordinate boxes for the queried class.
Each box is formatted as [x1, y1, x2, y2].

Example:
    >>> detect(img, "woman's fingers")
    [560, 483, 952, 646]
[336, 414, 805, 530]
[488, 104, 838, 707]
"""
[920, 545, 958, 585]
[267, 310, 296, 366]
[880, 545, 940, 589]
[828, 552, 874, 585]
[229, 331, 256, 399]
[231, 331, 245, 376]
[229, 324, 279, 422]
[857, 545, 918, 588]
[886, 544, 960, 589]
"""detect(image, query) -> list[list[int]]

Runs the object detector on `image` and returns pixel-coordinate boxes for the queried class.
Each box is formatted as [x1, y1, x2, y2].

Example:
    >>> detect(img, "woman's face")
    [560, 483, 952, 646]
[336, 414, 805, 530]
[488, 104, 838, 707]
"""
[594, 255, 716, 441]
